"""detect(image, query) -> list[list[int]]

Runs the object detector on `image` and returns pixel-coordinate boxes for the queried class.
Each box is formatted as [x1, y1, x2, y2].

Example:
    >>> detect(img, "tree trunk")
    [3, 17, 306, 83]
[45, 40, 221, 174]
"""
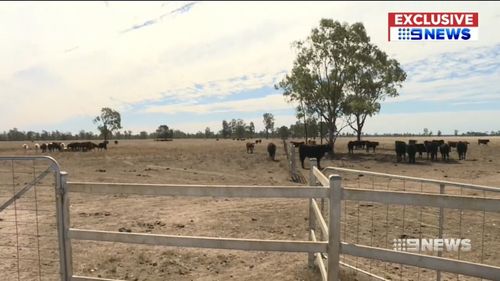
[303, 117, 308, 142]
[328, 119, 335, 155]
[356, 115, 362, 141]
[319, 112, 323, 145]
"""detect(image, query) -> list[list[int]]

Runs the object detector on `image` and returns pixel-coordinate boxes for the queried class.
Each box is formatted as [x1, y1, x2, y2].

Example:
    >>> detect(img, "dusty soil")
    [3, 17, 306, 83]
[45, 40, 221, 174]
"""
[0, 137, 499, 281]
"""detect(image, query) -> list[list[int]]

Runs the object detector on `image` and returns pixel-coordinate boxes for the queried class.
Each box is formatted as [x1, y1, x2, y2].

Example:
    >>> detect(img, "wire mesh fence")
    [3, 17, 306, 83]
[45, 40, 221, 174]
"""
[0, 157, 62, 281]
[315, 166, 500, 281]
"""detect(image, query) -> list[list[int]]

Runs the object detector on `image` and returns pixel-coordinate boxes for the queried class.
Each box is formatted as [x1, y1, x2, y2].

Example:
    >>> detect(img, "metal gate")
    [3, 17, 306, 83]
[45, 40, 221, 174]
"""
[0, 156, 68, 281]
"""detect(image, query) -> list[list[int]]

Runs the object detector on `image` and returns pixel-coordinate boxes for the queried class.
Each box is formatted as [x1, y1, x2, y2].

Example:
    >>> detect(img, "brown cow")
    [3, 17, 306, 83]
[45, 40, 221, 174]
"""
[478, 139, 490, 145]
[267, 143, 277, 160]
[365, 141, 379, 153]
[448, 141, 458, 148]
[246, 142, 255, 154]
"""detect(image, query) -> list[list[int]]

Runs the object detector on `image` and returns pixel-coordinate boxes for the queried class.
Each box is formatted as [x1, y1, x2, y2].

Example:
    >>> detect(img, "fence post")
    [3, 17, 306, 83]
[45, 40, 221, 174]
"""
[328, 174, 342, 281]
[290, 144, 297, 180]
[308, 158, 317, 268]
[56, 171, 73, 281]
[437, 183, 445, 281]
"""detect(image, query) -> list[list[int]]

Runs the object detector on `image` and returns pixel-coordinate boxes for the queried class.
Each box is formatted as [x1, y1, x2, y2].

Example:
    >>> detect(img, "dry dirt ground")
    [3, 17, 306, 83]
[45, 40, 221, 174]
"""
[0, 137, 499, 281]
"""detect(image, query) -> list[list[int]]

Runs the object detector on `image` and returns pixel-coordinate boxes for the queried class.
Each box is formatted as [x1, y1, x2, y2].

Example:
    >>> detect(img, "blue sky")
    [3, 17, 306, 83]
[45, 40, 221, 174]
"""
[1, 1, 499, 135]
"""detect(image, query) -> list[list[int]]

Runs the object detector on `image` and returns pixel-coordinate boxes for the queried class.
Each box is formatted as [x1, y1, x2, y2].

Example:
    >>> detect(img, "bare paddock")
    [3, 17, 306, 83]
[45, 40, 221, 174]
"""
[1, 137, 499, 280]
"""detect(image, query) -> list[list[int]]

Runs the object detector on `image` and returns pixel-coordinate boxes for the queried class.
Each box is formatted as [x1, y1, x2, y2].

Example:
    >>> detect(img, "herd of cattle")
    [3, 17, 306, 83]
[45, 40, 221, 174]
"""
[21, 137, 492, 167]
[348, 140, 380, 153]
[349, 139, 491, 163]
[394, 140, 470, 163]
[22, 141, 109, 152]
[245, 137, 488, 169]
[245, 141, 277, 161]
[245, 139, 332, 169]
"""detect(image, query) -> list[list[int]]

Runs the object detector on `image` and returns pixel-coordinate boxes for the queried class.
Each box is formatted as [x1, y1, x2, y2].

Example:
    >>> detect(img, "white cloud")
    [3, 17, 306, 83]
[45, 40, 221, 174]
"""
[0, 2, 499, 132]
[364, 110, 500, 134]
[145, 94, 294, 114]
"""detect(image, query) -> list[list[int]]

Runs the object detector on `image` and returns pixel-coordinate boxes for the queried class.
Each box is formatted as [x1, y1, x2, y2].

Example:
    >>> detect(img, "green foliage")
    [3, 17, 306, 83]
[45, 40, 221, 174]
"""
[221, 120, 231, 138]
[344, 37, 406, 140]
[156, 125, 173, 140]
[93, 107, 122, 141]
[234, 119, 246, 139]
[306, 118, 318, 139]
[247, 122, 255, 138]
[276, 18, 406, 146]
[263, 113, 275, 139]
[278, 126, 290, 140]
[205, 127, 214, 138]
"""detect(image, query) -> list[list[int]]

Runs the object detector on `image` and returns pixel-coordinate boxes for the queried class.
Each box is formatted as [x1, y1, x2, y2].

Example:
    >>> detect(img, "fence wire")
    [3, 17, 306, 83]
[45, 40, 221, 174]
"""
[0, 158, 61, 281]
[320, 167, 500, 281]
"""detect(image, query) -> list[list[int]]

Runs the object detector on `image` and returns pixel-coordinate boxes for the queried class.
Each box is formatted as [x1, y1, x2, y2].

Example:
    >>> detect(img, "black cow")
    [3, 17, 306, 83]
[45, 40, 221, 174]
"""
[440, 143, 450, 161]
[40, 143, 48, 153]
[457, 141, 468, 160]
[299, 143, 332, 169]
[366, 141, 379, 153]
[48, 142, 62, 152]
[395, 141, 406, 162]
[406, 143, 417, 164]
[98, 141, 108, 151]
[425, 141, 439, 161]
[415, 143, 426, 158]
[67, 142, 79, 151]
[267, 143, 277, 160]
[80, 141, 98, 152]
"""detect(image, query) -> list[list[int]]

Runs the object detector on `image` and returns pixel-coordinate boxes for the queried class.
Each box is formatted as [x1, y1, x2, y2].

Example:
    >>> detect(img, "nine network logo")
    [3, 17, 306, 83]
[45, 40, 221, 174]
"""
[388, 12, 478, 41]
[393, 238, 472, 252]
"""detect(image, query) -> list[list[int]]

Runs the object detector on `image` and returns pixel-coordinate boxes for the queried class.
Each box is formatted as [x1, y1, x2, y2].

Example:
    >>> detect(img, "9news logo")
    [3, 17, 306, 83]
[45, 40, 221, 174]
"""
[388, 13, 478, 41]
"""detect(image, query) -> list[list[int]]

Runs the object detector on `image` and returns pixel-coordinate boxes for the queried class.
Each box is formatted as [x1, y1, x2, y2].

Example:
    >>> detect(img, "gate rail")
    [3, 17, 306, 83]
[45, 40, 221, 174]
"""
[308, 163, 500, 281]
[0, 156, 70, 281]
[64, 182, 330, 281]
[4, 156, 499, 281]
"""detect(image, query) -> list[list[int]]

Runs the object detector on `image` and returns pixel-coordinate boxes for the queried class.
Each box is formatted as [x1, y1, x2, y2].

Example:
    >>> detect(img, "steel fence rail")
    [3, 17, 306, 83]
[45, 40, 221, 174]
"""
[307, 164, 500, 281]
[323, 166, 500, 193]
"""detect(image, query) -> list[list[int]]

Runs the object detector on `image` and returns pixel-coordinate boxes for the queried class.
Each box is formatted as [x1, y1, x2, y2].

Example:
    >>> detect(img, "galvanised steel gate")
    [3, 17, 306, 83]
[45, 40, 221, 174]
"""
[0, 156, 70, 281]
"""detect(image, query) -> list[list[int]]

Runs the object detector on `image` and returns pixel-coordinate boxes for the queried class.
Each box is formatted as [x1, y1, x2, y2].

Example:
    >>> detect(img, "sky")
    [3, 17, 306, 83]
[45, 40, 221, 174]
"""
[0, 1, 499, 135]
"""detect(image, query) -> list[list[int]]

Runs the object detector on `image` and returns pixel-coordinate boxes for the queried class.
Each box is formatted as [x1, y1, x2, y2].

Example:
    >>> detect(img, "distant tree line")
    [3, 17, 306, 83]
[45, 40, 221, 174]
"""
[1, 126, 499, 142]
